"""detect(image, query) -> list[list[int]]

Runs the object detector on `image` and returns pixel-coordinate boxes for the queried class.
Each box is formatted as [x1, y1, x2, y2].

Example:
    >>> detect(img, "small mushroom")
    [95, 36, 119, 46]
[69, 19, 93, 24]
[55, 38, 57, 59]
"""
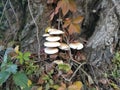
[47, 28, 57, 32]
[69, 42, 84, 50]
[44, 41, 61, 47]
[53, 60, 63, 64]
[76, 43, 84, 50]
[59, 43, 69, 50]
[46, 36, 61, 42]
[44, 47, 59, 54]
[49, 29, 64, 35]
[42, 33, 50, 37]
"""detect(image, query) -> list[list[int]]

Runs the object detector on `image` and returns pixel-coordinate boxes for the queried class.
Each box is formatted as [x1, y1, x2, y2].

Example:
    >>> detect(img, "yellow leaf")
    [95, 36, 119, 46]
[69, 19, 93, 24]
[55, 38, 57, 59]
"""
[27, 79, 32, 87]
[14, 45, 19, 54]
[45, 27, 51, 33]
[73, 81, 83, 89]
[68, 81, 83, 90]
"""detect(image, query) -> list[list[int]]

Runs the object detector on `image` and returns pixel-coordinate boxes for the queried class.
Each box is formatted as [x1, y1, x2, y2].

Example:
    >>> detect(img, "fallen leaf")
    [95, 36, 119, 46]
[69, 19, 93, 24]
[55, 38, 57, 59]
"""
[68, 81, 83, 90]
[88, 75, 94, 85]
[14, 45, 19, 54]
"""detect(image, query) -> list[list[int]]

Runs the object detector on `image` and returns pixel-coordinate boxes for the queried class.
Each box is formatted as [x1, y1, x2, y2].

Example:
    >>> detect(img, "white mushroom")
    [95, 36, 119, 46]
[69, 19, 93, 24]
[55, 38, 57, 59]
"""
[44, 47, 59, 54]
[59, 43, 69, 50]
[53, 60, 63, 64]
[44, 41, 61, 47]
[49, 29, 64, 35]
[47, 28, 57, 32]
[42, 33, 50, 37]
[46, 36, 61, 42]
[69, 42, 84, 50]
[76, 43, 84, 50]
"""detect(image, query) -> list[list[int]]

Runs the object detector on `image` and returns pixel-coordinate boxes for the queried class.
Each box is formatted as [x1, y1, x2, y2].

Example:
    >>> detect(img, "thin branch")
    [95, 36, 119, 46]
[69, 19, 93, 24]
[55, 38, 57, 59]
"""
[68, 62, 86, 81]
[0, 0, 9, 23]
[28, 0, 41, 60]
[8, 0, 18, 22]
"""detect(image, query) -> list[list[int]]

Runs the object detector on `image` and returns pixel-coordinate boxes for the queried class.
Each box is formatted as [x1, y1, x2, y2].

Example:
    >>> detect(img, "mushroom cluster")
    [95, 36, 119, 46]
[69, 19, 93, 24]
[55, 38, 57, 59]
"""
[43, 28, 64, 54]
[43, 28, 84, 55]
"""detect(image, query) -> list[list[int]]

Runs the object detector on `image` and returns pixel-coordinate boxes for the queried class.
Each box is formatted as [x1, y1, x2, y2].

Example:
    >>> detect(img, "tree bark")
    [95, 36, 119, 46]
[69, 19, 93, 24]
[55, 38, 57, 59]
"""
[85, 0, 120, 67]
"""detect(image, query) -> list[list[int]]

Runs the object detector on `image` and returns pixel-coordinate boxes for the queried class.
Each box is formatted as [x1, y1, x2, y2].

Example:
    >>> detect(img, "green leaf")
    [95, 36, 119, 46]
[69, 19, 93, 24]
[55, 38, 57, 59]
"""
[13, 72, 29, 88]
[58, 63, 71, 72]
[0, 71, 10, 85]
[23, 52, 30, 61]
[6, 64, 17, 74]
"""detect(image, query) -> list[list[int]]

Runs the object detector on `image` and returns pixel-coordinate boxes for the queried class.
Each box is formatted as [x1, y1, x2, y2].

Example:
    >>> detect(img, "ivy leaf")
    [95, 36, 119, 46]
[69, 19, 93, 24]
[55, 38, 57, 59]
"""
[13, 72, 29, 88]
[57, 0, 69, 16]
[68, 23, 80, 34]
[69, 0, 77, 13]
[63, 19, 71, 28]
[63, 16, 83, 34]
[57, 0, 77, 16]
[0, 71, 10, 85]
[73, 16, 84, 24]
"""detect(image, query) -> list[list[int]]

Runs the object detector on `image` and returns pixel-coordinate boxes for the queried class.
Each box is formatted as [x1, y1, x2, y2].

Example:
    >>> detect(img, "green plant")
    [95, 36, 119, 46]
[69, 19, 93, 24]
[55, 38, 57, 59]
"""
[111, 51, 120, 78]
[25, 62, 39, 75]
[42, 70, 54, 90]
[0, 47, 32, 89]
[58, 63, 71, 72]
[17, 51, 31, 64]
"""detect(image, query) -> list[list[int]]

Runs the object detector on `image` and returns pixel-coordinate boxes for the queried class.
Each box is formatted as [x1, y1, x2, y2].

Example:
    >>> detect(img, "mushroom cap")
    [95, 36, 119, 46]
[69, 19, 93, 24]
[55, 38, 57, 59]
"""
[44, 47, 59, 54]
[49, 29, 64, 35]
[76, 43, 84, 50]
[46, 36, 61, 42]
[53, 60, 63, 64]
[42, 33, 50, 37]
[69, 42, 84, 50]
[44, 41, 61, 47]
[47, 28, 56, 32]
[59, 43, 69, 50]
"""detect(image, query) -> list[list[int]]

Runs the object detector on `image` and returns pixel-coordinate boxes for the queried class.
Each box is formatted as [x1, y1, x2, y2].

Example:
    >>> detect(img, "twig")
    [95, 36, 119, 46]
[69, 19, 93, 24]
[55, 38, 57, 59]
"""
[0, 0, 9, 23]
[61, 62, 86, 82]
[8, 0, 18, 22]
[28, 0, 41, 60]
[68, 62, 86, 81]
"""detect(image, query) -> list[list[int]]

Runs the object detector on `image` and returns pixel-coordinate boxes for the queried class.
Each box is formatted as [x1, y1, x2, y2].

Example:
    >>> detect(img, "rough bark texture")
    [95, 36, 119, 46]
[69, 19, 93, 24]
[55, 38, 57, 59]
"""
[86, 0, 120, 66]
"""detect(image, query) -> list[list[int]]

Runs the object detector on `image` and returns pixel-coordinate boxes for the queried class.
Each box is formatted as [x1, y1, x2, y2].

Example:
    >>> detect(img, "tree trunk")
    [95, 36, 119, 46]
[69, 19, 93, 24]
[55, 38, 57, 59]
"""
[85, 0, 120, 66]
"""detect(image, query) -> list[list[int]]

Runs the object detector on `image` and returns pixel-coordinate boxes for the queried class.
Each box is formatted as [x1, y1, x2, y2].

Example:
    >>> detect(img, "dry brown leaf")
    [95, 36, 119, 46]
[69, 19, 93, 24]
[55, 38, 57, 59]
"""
[68, 23, 80, 34]
[69, 0, 77, 13]
[57, 0, 69, 16]
[73, 16, 84, 24]
[57, 82, 66, 90]
[63, 19, 71, 28]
